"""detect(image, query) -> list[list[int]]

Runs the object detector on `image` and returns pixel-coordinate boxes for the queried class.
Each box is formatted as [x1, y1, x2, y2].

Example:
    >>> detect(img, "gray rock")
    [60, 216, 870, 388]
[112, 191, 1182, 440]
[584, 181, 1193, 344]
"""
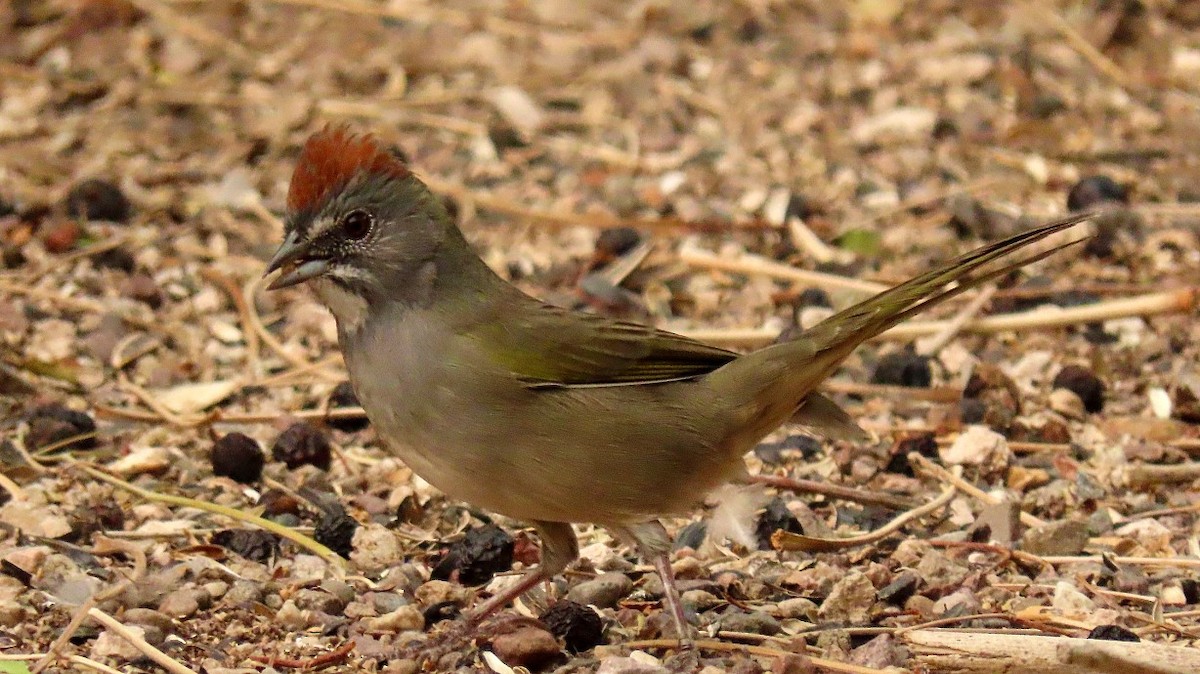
[1020, 519, 1089, 556]
[223, 580, 262, 605]
[158, 588, 209, 619]
[718, 610, 781, 635]
[566, 572, 633, 608]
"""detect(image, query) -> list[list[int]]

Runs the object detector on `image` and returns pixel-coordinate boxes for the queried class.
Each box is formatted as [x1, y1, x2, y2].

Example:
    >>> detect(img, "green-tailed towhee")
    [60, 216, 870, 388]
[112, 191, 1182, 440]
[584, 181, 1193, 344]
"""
[265, 127, 1085, 635]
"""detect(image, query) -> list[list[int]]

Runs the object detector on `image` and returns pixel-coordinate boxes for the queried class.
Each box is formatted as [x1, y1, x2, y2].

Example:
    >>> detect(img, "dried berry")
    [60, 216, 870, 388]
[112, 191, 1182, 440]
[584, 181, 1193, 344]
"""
[754, 498, 803, 550]
[422, 600, 461, 627]
[796, 286, 832, 309]
[211, 529, 280, 563]
[962, 364, 1022, 433]
[122, 272, 162, 309]
[210, 433, 264, 484]
[326, 381, 369, 433]
[25, 404, 98, 452]
[885, 432, 938, 475]
[541, 600, 604, 653]
[65, 179, 132, 223]
[1067, 175, 1127, 212]
[272, 422, 332, 470]
[41, 220, 81, 253]
[871, 349, 932, 388]
[595, 227, 642, 260]
[314, 503, 358, 559]
[67, 500, 125, 543]
[92, 246, 136, 273]
[258, 488, 302, 518]
[1087, 624, 1139, 642]
[1053, 365, 1105, 413]
[430, 524, 515, 585]
[878, 571, 920, 605]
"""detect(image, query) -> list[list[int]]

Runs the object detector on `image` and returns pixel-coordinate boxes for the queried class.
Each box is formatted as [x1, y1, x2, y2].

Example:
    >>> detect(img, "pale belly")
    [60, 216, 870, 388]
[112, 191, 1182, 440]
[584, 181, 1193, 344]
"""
[341, 311, 744, 525]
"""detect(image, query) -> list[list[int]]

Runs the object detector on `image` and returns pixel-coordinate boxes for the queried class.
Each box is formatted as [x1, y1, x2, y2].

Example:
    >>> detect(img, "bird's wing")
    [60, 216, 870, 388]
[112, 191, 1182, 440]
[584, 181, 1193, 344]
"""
[464, 302, 739, 388]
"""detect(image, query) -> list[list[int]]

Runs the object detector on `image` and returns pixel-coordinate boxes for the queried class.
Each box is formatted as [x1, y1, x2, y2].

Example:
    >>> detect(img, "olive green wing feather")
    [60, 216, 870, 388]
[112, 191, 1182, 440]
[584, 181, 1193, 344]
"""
[465, 302, 738, 388]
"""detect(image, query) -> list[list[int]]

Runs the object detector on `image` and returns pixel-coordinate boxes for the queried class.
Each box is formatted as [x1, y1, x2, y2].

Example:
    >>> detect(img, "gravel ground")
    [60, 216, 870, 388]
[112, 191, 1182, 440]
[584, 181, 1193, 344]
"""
[1, 1, 1200, 672]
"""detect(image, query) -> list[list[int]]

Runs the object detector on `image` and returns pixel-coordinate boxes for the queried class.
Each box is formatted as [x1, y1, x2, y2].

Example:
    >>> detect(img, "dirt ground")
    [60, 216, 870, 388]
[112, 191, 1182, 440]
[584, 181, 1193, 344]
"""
[2, 1, 1200, 672]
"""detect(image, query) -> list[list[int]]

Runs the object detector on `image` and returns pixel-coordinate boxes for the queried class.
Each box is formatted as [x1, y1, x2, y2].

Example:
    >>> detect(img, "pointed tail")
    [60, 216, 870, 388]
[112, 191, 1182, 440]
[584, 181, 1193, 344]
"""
[706, 213, 1090, 436]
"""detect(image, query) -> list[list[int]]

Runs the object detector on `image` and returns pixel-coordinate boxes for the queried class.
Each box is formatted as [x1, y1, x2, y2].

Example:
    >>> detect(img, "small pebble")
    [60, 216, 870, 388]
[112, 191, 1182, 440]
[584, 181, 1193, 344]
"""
[422, 600, 461, 626]
[293, 588, 346, 615]
[414, 580, 469, 608]
[158, 587, 209, 619]
[326, 381, 369, 432]
[817, 572, 876, 623]
[1020, 519, 1089, 556]
[366, 604, 425, 632]
[350, 523, 405, 573]
[272, 422, 332, 470]
[719, 610, 781, 636]
[877, 571, 920, 606]
[566, 572, 633, 609]
[223, 580, 263, 605]
[1053, 365, 1105, 413]
[489, 625, 563, 669]
[210, 432, 264, 484]
[541, 600, 603, 652]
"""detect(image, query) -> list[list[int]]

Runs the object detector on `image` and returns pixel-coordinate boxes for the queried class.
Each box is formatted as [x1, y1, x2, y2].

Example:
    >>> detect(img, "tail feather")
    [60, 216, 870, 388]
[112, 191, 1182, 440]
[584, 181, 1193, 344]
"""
[707, 213, 1089, 440]
[802, 213, 1090, 353]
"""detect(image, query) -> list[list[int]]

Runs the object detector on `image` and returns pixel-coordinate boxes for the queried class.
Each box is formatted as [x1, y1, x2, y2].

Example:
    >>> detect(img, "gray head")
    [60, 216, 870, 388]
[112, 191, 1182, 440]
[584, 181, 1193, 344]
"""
[264, 128, 457, 323]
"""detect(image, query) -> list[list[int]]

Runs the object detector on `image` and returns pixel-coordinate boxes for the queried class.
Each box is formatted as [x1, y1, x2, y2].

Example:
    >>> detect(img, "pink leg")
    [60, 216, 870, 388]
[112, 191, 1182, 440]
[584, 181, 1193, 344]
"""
[613, 520, 692, 638]
[466, 521, 578, 625]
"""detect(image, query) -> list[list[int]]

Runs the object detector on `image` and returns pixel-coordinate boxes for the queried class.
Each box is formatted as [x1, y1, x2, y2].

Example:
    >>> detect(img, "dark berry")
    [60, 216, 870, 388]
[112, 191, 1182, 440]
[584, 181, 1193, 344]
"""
[67, 500, 125, 543]
[92, 247, 136, 273]
[595, 227, 642, 259]
[1053, 365, 1105, 413]
[326, 382, 368, 433]
[430, 524, 514, 586]
[25, 404, 98, 452]
[1087, 624, 1139, 642]
[674, 521, 707, 551]
[210, 433, 264, 484]
[796, 286, 832, 309]
[211, 529, 280, 563]
[272, 422, 332, 470]
[1067, 175, 1127, 212]
[878, 570, 921, 605]
[122, 273, 162, 309]
[65, 179, 132, 223]
[886, 432, 938, 475]
[754, 498, 803, 550]
[258, 489, 302, 518]
[872, 350, 932, 388]
[541, 600, 604, 653]
[422, 601, 461, 627]
[314, 503, 358, 559]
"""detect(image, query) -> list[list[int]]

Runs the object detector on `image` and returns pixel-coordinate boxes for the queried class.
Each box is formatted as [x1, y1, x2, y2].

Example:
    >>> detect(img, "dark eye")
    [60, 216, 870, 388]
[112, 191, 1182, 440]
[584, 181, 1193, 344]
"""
[341, 209, 373, 240]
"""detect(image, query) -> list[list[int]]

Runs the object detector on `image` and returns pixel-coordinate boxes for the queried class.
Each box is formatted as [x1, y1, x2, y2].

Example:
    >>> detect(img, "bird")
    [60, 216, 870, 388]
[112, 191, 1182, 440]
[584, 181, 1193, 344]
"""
[265, 126, 1086, 636]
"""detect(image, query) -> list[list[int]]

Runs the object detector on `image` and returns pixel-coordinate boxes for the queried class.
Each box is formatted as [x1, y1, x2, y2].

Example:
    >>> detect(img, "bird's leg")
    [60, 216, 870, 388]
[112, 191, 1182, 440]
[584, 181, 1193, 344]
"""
[614, 520, 691, 639]
[466, 520, 578, 625]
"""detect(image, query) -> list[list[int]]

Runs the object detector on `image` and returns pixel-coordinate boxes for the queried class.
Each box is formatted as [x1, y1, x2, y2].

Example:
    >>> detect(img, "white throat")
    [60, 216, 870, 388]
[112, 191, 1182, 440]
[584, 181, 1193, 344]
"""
[311, 278, 369, 334]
